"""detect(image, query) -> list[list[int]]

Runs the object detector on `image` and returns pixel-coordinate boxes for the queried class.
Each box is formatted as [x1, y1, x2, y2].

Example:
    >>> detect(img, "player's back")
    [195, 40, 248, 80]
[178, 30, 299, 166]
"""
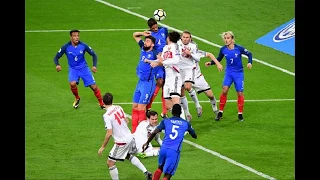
[161, 43, 181, 77]
[160, 116, 193, 152]
[103, 105, 133, 143]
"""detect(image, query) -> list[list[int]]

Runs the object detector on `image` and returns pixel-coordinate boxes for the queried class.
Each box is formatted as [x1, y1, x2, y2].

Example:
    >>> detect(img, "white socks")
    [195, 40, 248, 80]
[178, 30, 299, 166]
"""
[210, 97, 218, 112]
[180, 96, 190, 115]
[189, 89, 201, 108]
[130, 155, 147, 173]
[109, 165, 119, 180]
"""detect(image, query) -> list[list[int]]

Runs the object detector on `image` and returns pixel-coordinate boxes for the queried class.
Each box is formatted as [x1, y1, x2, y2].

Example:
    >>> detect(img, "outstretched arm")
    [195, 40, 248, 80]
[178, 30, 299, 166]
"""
[206, 52, 223, 71]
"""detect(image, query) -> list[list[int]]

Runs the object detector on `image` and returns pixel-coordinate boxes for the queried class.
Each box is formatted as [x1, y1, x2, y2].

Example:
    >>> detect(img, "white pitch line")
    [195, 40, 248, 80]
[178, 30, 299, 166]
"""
[114, 98, 294, 105]
[94, 0, 295, 77]
[124, 113, 276, 180]
[24, 29, 146, 33]
[183, 139, 276, 180]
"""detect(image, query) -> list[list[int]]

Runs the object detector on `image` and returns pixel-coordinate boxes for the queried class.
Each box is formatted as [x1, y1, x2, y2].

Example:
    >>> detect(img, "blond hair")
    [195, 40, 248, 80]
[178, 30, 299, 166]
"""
[220, 31, 235, 39]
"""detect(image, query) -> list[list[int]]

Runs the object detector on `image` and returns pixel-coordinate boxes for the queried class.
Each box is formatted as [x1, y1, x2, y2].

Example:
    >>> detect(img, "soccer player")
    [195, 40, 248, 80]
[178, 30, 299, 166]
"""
[134, 110, 162, 158]
[205, 31, 253, 121]
[53, 29, 106, 109]
[145, 31, 183, 118]
[98, 92, 152, 180]
[142, 104, 197, 180]
[131, 31, 158, 133]
[145, 18, 169, 118]
[177, 30, 201, 121]
[181, 49, 223, 120]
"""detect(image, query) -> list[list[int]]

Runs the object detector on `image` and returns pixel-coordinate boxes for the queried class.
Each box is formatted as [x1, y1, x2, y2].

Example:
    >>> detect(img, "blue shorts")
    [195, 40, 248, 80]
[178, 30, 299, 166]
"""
[133, 79, 156, 104]
[68, 67, 96, 87]
[222, 71, 244, 92]
[154, 66, 165, 80]
[158, 147, 180, 176]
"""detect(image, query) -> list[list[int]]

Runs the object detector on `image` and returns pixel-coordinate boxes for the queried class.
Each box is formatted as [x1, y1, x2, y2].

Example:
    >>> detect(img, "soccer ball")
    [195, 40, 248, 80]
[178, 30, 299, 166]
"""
[153, 9, 166, 21]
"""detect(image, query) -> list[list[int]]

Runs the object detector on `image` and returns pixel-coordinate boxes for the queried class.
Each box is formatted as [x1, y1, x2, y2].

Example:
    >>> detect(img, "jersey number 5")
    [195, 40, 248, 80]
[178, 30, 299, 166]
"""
[169, 125, 179, 140]
[114, 109, 125, 125]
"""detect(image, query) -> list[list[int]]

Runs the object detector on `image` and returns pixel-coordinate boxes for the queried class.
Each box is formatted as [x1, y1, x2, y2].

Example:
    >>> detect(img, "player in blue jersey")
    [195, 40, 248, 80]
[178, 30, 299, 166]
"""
[145, 18, 169, 119]
[131, 31, 158, 133]
[53, 29, 106, 109]
[142, 104, 197, 180]
[205, 31, 253, 121]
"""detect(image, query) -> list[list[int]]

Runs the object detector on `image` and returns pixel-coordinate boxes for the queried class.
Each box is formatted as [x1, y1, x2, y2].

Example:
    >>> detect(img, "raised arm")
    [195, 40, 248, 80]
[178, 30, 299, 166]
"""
[133, 31, 151, 43]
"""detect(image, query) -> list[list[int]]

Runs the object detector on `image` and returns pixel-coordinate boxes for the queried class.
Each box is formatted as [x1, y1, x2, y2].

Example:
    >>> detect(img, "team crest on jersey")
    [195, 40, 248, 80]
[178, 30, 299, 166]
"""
[235, 53, 238, 58]
[80, 50, 83, 54]
[148, 54, 151, 58]
[161, 33, 165, 37]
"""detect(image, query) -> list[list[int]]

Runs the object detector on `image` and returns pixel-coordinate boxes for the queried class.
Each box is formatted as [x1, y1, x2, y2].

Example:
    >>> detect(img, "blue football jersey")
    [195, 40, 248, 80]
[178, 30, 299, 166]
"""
[151, 26, 168, 53]
[136, 40, 158, 81]
[216, 44, 252, 72]
[156, 116, 196, 152]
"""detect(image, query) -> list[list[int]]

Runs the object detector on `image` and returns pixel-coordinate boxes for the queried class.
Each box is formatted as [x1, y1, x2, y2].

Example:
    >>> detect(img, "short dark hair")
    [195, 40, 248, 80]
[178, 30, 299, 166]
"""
[103, 92, 113, 105]
[168, 31, 181, 43]
[172, 104, 182, 117]
[147, 110, 158, 118]
[145, 35, 156, 44]
[70, 29, 80, 36]
[147, 18, 157, 28]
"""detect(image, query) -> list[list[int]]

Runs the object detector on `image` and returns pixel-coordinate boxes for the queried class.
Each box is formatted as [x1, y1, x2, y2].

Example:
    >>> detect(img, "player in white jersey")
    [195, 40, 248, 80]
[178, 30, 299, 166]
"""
[177, 31, 201, 121]
[177, 30, 200, 87]
[145, 31, 185, 119]
[134, 110, 162, 158]
[181, 49, 223, 120]
[98, 92, 152, 180]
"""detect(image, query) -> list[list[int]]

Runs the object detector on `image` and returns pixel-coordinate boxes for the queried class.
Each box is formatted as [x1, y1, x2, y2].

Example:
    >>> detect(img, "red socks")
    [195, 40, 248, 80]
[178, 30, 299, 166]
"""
[147, 86, 160, 110]
[237, 95, 244, 114]
[161, 89, 167, 115]
[93, 88, 104, 106]
[152, 168, 162, 180]
[131, 109, 139, 133]
[131, 109, 146, 133]
[219, 94, 227, 111]
[70, 86, 80, 99]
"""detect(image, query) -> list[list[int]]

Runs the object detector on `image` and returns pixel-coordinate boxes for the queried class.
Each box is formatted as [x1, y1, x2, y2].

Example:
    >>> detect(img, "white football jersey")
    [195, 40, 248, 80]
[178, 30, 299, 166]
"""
[133, 120, 156, 143]
[102, 105, 133, 144]
[161, 43, 181, 78]
[177, 39, 198, 69]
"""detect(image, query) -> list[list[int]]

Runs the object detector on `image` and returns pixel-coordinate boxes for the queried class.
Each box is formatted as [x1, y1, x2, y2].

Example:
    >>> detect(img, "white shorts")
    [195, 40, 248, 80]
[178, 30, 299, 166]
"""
[193, 74, 211, 93]
[163, 75, 182, 98]
[108, 138, 137, 161]
[180, 67, 196, 84]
